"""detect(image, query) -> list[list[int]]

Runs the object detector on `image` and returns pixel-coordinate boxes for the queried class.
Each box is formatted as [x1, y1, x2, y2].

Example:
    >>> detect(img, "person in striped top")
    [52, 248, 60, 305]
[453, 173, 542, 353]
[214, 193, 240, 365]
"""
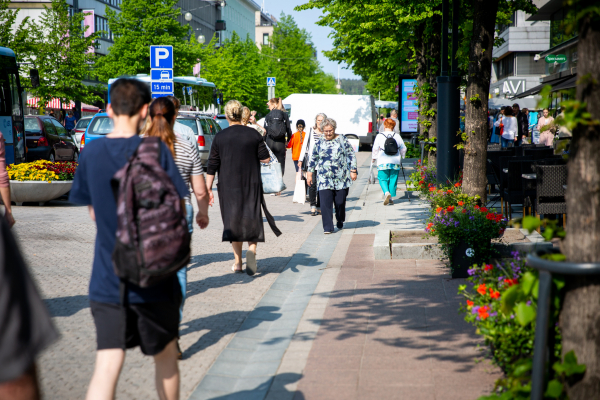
[145, 97, 211, 358]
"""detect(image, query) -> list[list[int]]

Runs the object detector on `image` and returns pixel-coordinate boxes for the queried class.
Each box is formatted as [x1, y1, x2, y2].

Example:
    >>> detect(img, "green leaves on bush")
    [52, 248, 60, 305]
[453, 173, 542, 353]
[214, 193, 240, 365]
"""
[553, 350, 586, 377]
[515, 303, 536, 327]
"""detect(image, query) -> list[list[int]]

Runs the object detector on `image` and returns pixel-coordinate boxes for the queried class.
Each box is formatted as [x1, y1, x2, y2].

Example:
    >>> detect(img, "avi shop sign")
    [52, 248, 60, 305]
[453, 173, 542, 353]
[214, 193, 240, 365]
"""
[501, 79, 526, 96]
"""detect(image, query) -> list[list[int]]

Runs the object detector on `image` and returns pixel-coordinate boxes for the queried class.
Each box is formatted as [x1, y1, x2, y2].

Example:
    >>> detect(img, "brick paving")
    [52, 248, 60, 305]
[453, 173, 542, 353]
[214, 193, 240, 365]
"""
[293, 234, 502, 400]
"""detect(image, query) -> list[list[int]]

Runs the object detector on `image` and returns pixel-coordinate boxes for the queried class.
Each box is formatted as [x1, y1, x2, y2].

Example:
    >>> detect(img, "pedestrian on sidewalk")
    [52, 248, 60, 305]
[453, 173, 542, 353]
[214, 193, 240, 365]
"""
[372, 118, 407, 205]
[64, 110, 77, 132]
[69, 78, 189, 400]
[389, 109, 400, 135]
[496, 106, 517, 148]
[306, 118, 357, 234]
[298, 113, 327, 216]
[167, 96, 199, 153]
[144, 97, 211, 346]
[263, 97, 292, 184]
[538, 108, 556, 146]
[0, 130, 15, 227]
[287, 119, 307, 172]
[206, 100, 281, 275]
[513, 103, 528, 146]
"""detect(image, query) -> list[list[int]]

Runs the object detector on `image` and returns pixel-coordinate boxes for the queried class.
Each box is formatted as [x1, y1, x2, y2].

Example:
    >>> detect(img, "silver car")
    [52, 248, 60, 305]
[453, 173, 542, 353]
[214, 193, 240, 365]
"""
[176, 114, 222, 165]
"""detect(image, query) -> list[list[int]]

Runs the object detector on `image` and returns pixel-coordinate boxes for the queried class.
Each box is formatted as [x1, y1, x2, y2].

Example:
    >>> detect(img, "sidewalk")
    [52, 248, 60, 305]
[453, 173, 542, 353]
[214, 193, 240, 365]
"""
[188, 155, 502, 400]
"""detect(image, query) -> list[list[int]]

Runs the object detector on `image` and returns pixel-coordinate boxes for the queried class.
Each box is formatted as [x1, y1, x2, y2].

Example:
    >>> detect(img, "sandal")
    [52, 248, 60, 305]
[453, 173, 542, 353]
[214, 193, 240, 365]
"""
[311, 208, 317, 216]
[246, 250, 257, 276]
[232, 264, 244, 273]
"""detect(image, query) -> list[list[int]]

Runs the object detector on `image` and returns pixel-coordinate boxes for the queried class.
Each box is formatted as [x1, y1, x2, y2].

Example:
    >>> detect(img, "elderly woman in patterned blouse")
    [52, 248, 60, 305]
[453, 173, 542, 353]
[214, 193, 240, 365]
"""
[306, 118, 357, 234]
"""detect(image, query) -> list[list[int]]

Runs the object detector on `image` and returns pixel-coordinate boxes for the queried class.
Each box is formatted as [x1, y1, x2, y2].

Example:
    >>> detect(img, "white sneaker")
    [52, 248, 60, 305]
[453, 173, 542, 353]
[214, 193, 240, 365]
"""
[383, 192, 391, 205]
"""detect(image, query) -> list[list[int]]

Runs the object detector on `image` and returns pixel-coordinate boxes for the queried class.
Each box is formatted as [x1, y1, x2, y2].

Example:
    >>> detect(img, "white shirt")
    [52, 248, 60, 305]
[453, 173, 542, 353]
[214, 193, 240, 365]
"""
[174, 121, 199, 153]
[372, 131, 407, 166]
[298, 128, 323, 166]
[495, 116, 517, 140]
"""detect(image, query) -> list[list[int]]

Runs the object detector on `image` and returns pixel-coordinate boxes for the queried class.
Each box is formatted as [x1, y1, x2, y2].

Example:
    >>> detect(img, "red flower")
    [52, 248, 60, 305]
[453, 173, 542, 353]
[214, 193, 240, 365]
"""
[426, 222, 434, 229]
[447, 190, 453, 194]
[419, 180, 424, 184]
[477, 284, 487, 296]
[480, 207, 488, 213]
[462, 209, 467, 213]
[478, 305, 490, 319]
[474, 205, 480, 209]
[429, 187, 435, 192]
[446, 206, 455, 212]
[454, 182, 460, 188]
[504, 278, 518, 287]
[489, 289, 501, 299]
[484, 264, 493, 271]
[466, 300, 474, 309]
[486, 213, 495, 220]
[436, 207, 443, 213]
[457, 201, 464, 206]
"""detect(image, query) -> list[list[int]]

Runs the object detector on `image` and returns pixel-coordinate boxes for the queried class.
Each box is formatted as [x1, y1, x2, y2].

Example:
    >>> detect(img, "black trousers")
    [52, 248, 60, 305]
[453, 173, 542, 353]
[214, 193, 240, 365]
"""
[265, 137, 286, 176]
[319, 188, 349, 232]
[309, 170, 320, 208]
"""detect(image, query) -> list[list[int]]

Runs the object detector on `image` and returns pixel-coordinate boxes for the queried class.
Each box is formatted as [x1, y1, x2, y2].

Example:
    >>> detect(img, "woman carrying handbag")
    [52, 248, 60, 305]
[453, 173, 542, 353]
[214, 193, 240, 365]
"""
[298, 113, 327, 216]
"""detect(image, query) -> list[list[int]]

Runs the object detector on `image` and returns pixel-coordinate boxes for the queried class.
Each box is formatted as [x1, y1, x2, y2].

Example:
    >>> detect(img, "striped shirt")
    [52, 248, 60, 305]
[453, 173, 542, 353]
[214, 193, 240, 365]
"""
[173, 138, 204, 204]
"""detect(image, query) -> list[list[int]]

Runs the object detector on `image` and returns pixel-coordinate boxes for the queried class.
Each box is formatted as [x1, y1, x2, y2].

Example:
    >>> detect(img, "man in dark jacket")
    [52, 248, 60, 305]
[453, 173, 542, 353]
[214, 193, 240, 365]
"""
[513, 103, 529, 146]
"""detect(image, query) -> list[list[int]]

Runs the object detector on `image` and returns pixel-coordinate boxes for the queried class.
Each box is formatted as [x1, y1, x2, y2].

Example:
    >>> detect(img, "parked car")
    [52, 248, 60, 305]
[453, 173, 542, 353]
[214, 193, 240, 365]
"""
[24, 115, 79, 162]
[81, 112, 113, 150]
[214, 114, 229, 130]
[176, 113, 222, 165]
[70, 116, 92, 150]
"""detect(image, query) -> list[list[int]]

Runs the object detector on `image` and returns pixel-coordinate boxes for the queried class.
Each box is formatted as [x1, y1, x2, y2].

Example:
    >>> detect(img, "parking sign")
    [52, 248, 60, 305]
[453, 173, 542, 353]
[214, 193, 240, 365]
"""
[150, 45, 173, 69]
[151, 69, 173, 81]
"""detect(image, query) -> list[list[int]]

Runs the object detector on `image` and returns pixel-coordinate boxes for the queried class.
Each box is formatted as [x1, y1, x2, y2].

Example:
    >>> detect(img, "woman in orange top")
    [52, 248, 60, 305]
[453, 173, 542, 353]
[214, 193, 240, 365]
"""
[287, 119, 307, 172]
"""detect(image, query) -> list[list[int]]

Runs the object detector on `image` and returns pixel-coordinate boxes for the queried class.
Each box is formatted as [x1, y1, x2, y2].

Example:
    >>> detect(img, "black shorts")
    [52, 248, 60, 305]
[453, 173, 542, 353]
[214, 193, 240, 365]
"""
[90, 299, 180, 356]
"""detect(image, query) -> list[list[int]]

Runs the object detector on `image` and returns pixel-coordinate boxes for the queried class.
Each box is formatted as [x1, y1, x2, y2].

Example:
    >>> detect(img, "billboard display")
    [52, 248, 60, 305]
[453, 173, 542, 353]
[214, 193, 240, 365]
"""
[401, 79, 418, 132]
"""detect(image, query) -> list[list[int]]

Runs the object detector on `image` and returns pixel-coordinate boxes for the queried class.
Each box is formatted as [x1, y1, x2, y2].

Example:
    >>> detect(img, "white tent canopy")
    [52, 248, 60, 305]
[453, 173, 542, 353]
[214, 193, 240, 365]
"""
[375, 100, 397, 109]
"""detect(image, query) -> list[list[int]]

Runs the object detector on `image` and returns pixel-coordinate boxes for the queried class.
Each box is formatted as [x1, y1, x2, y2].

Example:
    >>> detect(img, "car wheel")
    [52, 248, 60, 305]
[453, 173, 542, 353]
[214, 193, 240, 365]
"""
[49, 152, 55, 163]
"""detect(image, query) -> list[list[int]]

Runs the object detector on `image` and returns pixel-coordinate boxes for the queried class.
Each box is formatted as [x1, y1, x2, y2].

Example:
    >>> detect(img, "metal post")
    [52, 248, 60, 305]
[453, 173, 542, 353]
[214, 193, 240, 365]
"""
[451, 0, 459, 77]
[436, 0, 460, 185]
[530, 270, 552, 400]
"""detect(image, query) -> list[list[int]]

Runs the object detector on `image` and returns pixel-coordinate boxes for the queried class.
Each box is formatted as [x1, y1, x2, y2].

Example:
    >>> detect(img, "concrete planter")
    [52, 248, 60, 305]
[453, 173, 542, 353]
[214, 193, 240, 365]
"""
[9, 180, 73, 206]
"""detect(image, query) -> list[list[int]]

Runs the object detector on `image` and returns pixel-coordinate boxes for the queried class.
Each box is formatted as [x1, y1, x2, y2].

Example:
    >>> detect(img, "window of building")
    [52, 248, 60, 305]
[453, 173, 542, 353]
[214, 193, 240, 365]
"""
[550, 8, 577, 48]
[95, 16, 113, 41]
[515, 52, 546, 75]
[97, 0, 122, 8]
[496, 53, 514, 80]
[263, 33, 269, 45]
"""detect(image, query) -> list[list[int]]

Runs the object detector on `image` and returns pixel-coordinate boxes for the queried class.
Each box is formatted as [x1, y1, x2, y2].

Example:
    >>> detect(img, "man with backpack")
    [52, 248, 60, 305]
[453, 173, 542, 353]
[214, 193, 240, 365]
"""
[371, 118, 407, 205]
[69, 78, 190, 400]
[264, 97, 292, 183]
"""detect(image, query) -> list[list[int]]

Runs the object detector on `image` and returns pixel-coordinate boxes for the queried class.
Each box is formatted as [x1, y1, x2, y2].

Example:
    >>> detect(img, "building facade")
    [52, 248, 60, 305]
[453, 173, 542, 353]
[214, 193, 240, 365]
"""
[219, 0, 260, 44]
[489, 5, 550, 108]
[176, 0, 220, 46]
[255, 10, 276, 49]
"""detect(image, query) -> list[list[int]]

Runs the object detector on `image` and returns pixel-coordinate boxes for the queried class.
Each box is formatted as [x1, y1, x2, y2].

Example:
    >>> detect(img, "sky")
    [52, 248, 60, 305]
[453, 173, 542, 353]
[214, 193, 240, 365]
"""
[260, 0, 360, 80]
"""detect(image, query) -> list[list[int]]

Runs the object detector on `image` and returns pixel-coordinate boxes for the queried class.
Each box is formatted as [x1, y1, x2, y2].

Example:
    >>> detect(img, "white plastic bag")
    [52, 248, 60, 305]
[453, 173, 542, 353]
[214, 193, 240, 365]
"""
[292, 171, 306, 204]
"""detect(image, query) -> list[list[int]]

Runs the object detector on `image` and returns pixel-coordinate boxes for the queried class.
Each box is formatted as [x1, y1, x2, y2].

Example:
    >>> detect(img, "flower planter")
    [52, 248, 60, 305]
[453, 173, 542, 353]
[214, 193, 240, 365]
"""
[9, 180, 73, 206]
[451, 241, 487, 278]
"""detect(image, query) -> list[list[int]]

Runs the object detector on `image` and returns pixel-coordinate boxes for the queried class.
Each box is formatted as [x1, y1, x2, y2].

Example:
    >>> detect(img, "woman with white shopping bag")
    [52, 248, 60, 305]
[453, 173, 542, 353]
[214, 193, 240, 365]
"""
[298, 113, 327, 216]
[206, 100, 282, 276]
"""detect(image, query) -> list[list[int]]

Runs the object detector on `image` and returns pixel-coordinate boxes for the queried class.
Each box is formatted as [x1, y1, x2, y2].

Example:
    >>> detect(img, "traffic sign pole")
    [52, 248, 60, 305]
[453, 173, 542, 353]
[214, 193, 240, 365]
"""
[267, 77, 276, 100]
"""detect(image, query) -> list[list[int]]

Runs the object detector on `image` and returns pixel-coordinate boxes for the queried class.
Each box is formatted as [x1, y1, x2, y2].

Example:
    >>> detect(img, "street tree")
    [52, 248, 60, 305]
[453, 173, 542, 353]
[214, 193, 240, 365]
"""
[262, 13, 337, 99]
[559, 1, 600, 398]
[32, 0, 102, 107]
[95, 0, 202, 81]
[0, 0, 41, 68]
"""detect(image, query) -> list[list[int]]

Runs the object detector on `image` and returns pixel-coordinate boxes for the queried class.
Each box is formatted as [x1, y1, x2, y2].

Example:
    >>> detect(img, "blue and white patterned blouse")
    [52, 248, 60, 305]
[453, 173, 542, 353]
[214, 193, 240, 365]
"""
[307, 135, 358, 191]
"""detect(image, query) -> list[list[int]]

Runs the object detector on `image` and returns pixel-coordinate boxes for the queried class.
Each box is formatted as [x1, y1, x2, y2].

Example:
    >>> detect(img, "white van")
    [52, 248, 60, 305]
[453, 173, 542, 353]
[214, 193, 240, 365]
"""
[282, 94, 377, 148]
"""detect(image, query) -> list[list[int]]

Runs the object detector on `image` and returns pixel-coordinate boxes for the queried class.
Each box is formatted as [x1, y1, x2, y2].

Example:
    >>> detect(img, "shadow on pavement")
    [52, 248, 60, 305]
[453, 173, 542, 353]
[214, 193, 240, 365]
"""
[44, 294, 89, 317]
[179, 306, 282, 360]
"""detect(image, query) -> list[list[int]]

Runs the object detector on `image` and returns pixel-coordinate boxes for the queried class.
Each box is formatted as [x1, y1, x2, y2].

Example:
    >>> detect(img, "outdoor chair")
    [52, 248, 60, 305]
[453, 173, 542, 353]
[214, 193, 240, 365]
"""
[488, 144, 501, 151]
[499, 155, 532, 216]
[535, 164, 568, 226]
[522, 157, 567, 216]
[525, 148, 554, 160]
[503, 160, 534, 219]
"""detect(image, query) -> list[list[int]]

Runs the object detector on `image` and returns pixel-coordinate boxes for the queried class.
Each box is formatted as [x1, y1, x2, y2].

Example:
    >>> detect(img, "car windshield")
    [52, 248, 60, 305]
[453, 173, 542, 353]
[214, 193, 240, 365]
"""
[88, 117, 114, 135]
[76, 118, 91, 130]
[24, 118, 42, 135]
[176, 118, 198, 135]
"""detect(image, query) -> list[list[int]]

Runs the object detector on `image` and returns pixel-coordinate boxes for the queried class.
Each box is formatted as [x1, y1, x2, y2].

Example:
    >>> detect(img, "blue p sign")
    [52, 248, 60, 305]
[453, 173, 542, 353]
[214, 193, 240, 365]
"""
[150, 45, 173, 69]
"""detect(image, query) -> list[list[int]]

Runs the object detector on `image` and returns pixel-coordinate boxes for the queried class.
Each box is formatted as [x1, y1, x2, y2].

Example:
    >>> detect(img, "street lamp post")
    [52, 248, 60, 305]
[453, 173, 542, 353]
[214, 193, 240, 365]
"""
[436, 0, 461, 185]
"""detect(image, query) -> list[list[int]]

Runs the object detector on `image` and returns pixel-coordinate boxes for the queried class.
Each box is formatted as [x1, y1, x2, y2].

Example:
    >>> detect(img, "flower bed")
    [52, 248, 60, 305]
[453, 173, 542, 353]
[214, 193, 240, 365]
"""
[407, 159, 436, 196]
[7, 160, 77, 182]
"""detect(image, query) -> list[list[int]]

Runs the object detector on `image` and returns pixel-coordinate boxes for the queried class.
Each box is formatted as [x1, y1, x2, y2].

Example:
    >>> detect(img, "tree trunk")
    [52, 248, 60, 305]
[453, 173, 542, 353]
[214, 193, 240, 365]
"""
[427, 11, 442, 167]
[414, 22, 428, 160]
[560, 12, 600, 399]
[462, 0, 498, 203]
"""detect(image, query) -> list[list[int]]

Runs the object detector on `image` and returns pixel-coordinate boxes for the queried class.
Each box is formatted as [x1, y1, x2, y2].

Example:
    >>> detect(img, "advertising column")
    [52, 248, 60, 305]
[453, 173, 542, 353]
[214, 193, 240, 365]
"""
[400, 79, 418, 133]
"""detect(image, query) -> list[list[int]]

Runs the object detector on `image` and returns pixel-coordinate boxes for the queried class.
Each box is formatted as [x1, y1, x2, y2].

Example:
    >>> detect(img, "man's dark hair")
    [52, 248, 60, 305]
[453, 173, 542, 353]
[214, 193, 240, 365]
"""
[512, 103, 520, 110]
[166, 95, 181, 110]
[109, 78, 151, 116]
[296, 119, 305, 127]
[504, 106, 513, 116]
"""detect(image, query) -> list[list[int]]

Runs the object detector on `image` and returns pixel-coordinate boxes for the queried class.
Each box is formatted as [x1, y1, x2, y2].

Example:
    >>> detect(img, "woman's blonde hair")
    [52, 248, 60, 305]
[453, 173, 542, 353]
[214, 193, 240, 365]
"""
[268, 97, 284, 111]
[145, 97, 176, 156]
[241, 106, 251, 125]
[224, 100, 243, 122]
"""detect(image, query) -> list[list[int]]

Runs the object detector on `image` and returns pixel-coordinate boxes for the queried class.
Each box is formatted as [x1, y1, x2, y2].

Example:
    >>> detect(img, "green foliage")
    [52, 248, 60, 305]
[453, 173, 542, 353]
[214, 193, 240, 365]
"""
[511, 216, 566, 243]
[31, 0, 103, 106]
[0, 0, 38, 65]
[340, 79, 367, 95]
[406, 159, 436, 195]
[95, 0, 201, 81]
[262, 14, 338, 100]
[404, 142, 420, 159]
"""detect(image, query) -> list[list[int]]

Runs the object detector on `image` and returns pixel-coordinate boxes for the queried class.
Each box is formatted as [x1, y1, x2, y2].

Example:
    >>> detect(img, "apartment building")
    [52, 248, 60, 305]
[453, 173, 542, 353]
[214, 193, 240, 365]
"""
[255, 9, 276, 49]
[219, 0, 260, 44]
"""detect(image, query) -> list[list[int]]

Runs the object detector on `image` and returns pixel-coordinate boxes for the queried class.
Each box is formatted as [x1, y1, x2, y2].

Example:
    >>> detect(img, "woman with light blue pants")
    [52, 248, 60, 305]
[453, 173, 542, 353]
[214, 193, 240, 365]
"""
[372, 118, 407, 205]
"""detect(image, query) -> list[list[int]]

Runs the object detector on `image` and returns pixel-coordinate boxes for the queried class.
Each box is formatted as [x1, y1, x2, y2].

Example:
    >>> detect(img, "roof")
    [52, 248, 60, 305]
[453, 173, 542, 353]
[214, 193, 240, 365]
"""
[0, 47, 16, 57]
[527, 0, 564, 21]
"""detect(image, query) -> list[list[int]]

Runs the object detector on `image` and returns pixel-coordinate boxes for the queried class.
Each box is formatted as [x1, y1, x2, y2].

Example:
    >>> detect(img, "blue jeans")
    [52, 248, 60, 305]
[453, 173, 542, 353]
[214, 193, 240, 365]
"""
[177, 202, 194, 322]
[501, 138, 514, 148]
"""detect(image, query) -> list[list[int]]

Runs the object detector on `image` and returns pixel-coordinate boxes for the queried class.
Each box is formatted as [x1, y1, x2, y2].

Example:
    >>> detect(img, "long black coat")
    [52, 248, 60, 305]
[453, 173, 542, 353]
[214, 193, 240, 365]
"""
[207, 124, 281, 242]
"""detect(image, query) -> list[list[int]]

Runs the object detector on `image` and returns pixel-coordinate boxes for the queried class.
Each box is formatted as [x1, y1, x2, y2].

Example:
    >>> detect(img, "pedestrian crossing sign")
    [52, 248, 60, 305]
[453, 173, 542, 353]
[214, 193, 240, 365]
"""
[267, 77, 276, 87]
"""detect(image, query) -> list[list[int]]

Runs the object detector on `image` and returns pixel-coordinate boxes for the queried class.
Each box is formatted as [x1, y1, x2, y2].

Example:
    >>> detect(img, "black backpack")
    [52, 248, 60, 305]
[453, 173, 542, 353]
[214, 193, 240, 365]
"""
[383, 133, 399, 156]
[265, 109, 287, 140]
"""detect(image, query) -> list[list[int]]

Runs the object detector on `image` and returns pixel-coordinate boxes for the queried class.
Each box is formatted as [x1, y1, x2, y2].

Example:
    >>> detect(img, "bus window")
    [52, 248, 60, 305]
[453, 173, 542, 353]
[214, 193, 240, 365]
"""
[0, 48, 25, 164]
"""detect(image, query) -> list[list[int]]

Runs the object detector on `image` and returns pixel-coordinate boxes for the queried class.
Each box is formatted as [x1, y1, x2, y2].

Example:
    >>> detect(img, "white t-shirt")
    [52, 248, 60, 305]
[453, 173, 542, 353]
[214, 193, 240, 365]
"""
[174, 121, 199, 154]
[495, 116, 517, 140]
[372, 131, 407, 166]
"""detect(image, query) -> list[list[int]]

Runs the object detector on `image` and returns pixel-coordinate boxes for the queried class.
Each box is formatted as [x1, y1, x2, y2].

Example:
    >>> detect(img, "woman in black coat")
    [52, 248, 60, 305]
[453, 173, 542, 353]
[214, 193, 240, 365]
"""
[263, 97, 292, 194]
[206, 100, 282, 275]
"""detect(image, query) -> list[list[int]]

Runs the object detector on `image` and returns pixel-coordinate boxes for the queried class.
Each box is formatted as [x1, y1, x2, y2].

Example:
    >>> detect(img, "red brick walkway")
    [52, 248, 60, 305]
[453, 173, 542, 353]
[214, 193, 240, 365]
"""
[294, 234, 501, 400]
